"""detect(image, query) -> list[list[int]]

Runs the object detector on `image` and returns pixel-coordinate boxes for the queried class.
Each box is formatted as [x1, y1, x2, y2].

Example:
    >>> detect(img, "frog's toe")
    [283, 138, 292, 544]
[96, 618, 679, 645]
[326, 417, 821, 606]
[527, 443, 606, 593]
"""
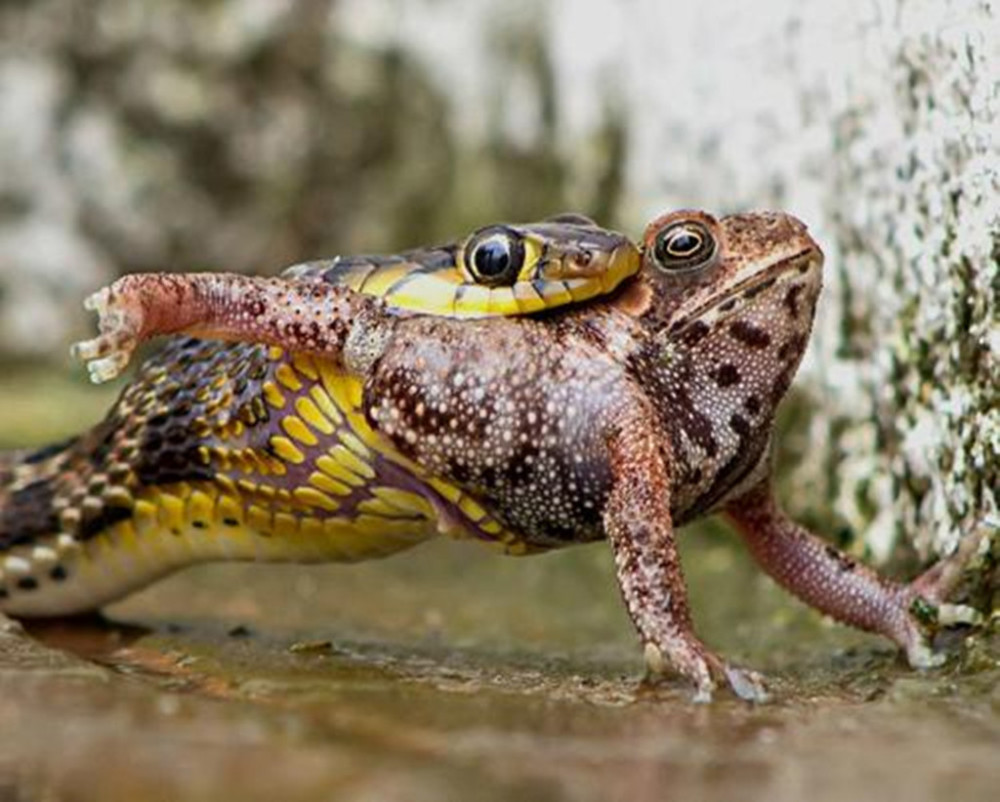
[88, 352, 132, 384]
[910, 521, 993, 603]
[71, 333, 136, 382]
[722, 664, 770, 703]
[82, 286, 111, 314]
[906, 640, 947, 670]
[70, 336, 111, 362]
[937, 603, 984, 627]
[73, 283, 147, 382]
[691, 679, 716, 704]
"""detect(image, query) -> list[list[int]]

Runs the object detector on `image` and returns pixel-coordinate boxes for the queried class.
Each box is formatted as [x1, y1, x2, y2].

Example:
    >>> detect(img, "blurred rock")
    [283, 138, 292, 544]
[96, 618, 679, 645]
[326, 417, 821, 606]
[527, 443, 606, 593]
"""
[0, 0, 624, 359]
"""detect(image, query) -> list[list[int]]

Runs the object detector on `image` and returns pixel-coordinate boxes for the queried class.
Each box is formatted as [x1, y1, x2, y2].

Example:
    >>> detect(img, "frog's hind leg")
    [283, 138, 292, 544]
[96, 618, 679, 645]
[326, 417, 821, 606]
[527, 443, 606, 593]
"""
[72, 272, 393, 383]
[723, 480, 985, 668]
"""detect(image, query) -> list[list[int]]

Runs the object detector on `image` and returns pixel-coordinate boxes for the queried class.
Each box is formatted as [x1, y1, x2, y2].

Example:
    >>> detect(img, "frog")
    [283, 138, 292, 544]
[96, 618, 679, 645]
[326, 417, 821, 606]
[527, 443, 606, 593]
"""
[3, 209, 975, 702]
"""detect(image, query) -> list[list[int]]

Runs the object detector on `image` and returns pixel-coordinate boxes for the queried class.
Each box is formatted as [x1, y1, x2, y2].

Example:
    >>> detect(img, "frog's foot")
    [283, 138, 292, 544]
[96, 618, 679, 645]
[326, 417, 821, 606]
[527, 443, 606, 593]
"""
[642, 641, 769, 703]
[909, 517, 994, 606]
[71, 285, 143, 383]
[899, 521, 994, 667]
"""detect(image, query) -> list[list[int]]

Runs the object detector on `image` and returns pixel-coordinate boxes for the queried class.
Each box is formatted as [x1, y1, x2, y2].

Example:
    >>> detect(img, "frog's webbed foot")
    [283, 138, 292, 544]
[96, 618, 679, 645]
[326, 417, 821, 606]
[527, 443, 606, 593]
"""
[641, 642, 770, 704]
[72, 272, 391, 384]
[71, 285, 143, 383]
[603, 404, 768, 704]
[726, 483, 993, 671]
[902, 517, 994, 664]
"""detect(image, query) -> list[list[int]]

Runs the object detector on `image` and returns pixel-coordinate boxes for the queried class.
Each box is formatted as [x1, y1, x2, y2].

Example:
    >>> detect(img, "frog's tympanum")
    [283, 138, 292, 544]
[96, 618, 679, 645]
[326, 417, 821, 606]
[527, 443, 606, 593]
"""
[0, 212, 974, 701]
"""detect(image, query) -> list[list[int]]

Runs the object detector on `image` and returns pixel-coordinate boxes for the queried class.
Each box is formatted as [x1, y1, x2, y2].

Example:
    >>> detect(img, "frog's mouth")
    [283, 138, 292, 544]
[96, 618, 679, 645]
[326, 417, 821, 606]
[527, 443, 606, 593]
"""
[667, 246, 823, 343]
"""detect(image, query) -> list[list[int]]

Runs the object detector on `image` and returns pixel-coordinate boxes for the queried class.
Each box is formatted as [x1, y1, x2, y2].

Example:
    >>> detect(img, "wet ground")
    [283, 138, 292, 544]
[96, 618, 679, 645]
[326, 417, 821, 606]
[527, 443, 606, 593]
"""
[1, 371, 998, 802]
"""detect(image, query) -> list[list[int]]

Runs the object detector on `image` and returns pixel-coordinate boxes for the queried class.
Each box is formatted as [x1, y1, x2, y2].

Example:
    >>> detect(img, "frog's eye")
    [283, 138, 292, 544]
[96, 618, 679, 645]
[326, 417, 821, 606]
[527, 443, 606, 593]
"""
[651, 222, 717, 272]
[464, 226, 526, 286]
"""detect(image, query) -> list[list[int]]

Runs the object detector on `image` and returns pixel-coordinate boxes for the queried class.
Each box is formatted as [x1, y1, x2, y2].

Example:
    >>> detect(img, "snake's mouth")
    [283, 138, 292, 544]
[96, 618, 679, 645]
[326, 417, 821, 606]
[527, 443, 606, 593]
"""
[539, 242, 641, 291]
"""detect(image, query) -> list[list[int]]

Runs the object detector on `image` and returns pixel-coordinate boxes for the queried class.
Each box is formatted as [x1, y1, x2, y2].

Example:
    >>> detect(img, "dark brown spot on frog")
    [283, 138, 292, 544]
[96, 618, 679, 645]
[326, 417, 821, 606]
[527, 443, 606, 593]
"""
[579, 317, 609, 350]
[743, 276, 776, 300]
[770, 364, 797, 404]
[730, 413, 751, 438]
[449, 461, 471, 484]
[685, 409, 718, 458]
[680, 320, 710, 347]
[643, 355, 719, 459]
[778, 334, 808, 362]
[630, 523, 653, 546]
[714, 364, 741, 387]
[825, 544, 857, 572]
[784, 284, 804, 317]
[744, 395, 762, 416]
[729, 320, 771, 349]
[244, 298, 266, 318]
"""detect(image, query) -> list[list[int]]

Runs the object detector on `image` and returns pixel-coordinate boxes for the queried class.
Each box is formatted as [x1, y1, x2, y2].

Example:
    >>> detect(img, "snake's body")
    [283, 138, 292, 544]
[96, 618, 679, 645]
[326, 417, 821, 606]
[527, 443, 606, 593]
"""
[0, 218, 637, 616]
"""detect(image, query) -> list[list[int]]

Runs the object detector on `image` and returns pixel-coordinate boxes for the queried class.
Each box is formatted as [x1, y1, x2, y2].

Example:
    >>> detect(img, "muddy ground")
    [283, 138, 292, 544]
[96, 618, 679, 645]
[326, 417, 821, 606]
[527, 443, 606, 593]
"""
[1, 372, 997, 802]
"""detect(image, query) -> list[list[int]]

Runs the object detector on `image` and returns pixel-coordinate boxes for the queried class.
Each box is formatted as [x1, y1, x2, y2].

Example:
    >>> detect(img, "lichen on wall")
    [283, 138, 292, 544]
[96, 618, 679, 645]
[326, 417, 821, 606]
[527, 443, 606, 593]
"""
[810, 1, 998, 564]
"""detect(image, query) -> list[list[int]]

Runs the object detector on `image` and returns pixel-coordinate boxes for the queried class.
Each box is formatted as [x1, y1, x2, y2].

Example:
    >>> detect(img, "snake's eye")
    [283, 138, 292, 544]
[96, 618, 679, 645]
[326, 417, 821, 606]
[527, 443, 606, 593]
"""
[652, 222, 717, 272]
[464, 227, 526, 286]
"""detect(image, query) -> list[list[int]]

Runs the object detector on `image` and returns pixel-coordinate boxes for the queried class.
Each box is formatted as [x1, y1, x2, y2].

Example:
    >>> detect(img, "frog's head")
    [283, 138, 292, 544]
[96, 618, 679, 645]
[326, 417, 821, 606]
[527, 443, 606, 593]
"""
[639, 209, 821, 330]
[621, 211, 822, 509]
[636, 209, 823, 380]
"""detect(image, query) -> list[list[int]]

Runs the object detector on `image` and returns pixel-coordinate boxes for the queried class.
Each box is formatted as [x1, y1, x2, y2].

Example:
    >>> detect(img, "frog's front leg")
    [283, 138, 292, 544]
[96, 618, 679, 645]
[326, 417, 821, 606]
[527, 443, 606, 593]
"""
[604, 406, 768, 703]
[72, 272, 392, 383]
[724, 481, 982, 668]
